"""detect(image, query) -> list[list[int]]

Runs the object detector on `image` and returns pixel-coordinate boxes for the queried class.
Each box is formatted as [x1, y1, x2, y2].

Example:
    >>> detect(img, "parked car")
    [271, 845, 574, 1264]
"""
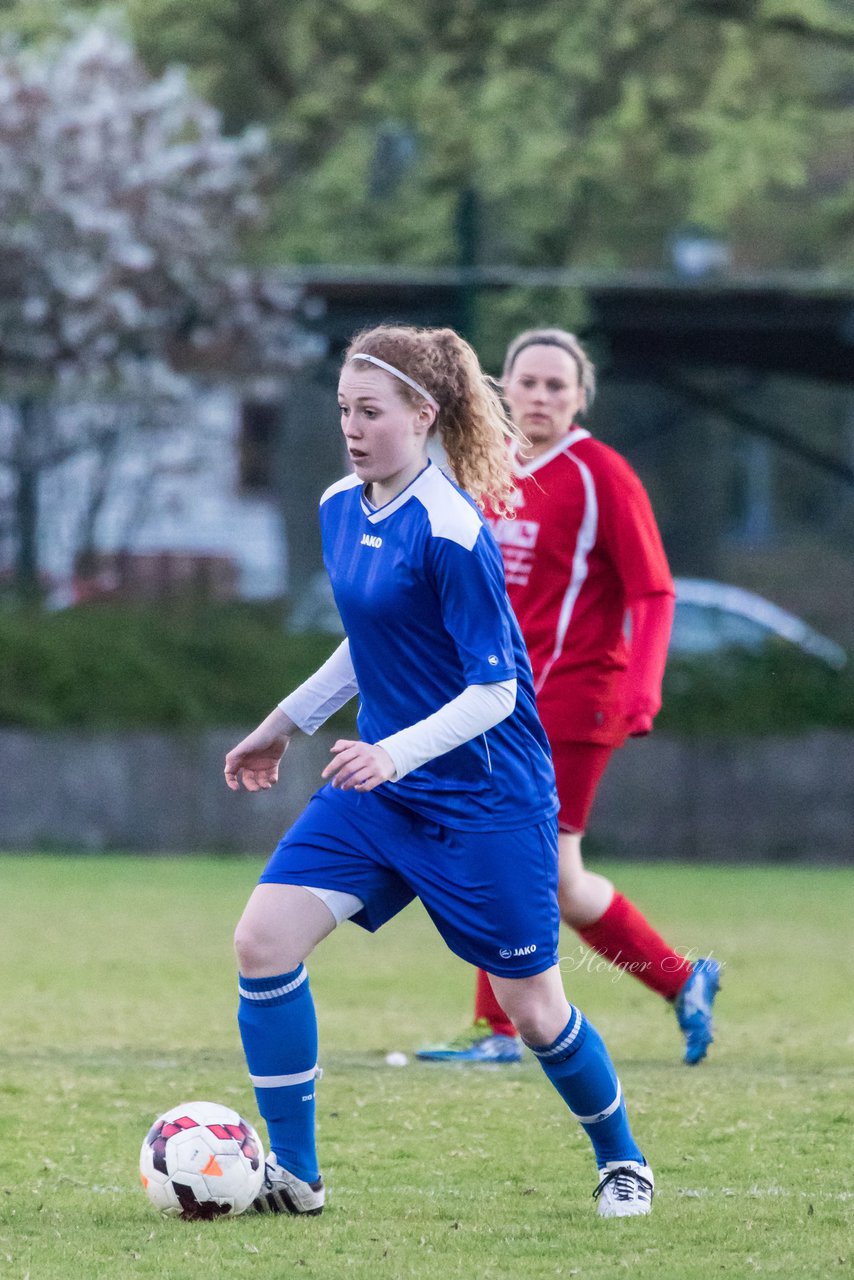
[291, 569, 848, 671]
[671, 578, 847, 670]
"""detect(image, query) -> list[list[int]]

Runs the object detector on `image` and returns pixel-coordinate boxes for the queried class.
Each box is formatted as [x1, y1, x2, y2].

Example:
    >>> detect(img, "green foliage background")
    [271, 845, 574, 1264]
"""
[3, 0, 854, 272]
[1, 603, 851, 734]
[1, 3, 852, 734]
[0, 605, 338, 730]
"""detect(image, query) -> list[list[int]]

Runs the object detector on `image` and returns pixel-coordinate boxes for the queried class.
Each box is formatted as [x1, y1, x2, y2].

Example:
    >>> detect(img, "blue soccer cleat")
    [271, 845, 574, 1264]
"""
[675, 957, 721, 1065]
[416, 1018, 523, 1063]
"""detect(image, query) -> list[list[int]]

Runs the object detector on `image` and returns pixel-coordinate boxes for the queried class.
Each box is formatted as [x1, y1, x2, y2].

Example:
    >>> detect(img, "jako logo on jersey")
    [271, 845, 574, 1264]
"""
[361, 533, 383, 548]
[499, 944, 538, 959]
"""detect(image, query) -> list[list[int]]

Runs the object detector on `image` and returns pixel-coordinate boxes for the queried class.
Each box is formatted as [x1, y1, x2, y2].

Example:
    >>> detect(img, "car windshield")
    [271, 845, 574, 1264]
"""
[671, 603, 771, 655]
[670, 579, 847, 669]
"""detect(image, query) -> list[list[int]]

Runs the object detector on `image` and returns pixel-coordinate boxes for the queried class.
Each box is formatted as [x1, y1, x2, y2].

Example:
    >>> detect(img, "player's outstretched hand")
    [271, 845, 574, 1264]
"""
[224, 708, 293, 792]
[322, 739, 397, 792]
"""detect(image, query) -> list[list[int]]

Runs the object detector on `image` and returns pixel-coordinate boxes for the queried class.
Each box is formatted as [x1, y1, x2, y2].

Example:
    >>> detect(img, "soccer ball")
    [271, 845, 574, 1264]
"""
[139, 1100, 264, 1220]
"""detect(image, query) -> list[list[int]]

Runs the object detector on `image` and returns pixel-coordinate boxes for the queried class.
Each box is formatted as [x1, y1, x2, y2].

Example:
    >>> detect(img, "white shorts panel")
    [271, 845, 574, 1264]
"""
[301, 884, 364, 925]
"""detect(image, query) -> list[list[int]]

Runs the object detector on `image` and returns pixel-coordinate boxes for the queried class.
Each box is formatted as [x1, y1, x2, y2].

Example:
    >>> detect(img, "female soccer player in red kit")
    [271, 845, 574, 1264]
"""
[418, 328, 720, 1067]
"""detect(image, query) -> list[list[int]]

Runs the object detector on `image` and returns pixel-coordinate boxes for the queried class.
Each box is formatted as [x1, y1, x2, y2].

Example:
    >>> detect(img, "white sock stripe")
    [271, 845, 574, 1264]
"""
[535, 1006, 582, 1059]
[249, 1066, 318, 1088]
[571, 1080, 623, 1125]
[239, 967, 308, 1002]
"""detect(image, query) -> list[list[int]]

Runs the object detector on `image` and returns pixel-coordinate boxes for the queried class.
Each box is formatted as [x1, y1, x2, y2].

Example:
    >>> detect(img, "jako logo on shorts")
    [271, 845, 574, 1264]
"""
[499, 944, 538, 959]
[361, 534, 383, 548]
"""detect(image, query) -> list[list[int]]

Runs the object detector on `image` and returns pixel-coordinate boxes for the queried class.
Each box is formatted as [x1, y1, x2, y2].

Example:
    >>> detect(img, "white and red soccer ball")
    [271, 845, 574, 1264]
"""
[140, 1100, 264, 1219]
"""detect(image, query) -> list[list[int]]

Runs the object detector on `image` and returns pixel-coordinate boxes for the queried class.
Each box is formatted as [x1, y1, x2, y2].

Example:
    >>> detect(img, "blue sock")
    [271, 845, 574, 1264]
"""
[237, 966, 320, 1184]
[527, 1006, 644, 1168]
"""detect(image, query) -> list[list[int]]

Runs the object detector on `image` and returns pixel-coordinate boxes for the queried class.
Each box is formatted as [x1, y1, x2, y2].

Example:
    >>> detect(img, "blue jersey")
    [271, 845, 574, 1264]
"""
[318, 462, 558, 831]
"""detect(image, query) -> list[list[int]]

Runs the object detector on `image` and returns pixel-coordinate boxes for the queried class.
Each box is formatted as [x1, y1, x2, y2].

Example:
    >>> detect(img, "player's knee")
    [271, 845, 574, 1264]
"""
[512, 1004, 565, 1046]
[232, 921, 261, 973]
[233, 919, 299, 977]
[494, 978, 569, 1046]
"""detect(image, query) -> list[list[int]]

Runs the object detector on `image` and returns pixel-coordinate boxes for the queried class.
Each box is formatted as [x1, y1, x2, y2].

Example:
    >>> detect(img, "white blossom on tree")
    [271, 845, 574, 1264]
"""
[0, 24, 318, 598]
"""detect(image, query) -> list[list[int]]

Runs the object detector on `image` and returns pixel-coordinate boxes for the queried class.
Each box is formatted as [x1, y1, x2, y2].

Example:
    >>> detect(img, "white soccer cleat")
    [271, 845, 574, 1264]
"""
[593, 1160, 654, 1218]
[252, 1154, 325, 1215]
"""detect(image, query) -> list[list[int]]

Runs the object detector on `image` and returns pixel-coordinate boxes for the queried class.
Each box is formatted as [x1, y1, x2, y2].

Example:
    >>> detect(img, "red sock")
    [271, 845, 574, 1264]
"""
[474, 968, 517, 1037]
[576, 892, 693, 1001]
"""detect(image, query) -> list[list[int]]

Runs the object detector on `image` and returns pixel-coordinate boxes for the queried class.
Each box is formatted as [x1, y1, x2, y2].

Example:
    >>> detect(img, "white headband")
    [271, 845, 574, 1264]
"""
[350, 353, 440, 411]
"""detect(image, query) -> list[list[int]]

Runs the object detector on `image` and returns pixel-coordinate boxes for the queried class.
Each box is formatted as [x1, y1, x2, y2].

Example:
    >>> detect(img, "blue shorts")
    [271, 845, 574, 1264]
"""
[260, 784, 559, 978]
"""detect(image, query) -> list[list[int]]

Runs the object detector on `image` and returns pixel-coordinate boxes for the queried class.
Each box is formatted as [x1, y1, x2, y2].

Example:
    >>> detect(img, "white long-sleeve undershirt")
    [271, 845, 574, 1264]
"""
[278, 639, 360, 734]
[278, 638, 517, 781]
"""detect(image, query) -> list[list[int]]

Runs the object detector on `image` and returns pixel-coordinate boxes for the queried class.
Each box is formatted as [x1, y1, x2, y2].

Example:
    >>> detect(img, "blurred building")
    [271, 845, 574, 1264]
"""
[0, 387, 287, 606]
[3, 268, 852, 642]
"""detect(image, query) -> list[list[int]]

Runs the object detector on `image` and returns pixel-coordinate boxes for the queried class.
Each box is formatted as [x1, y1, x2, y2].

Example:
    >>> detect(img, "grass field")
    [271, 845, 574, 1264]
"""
[1, 855, 851, 1280]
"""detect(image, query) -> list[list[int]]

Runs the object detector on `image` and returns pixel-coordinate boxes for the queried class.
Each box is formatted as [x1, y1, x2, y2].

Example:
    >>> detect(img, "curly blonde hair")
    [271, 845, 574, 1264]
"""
[344, 325, 524, 516]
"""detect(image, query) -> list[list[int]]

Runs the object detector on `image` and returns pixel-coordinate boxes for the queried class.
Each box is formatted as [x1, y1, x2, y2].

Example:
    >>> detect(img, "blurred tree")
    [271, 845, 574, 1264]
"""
[0, 23, 313, 602]
[3, 3, 852, 614]
[17, 0, 846, 273]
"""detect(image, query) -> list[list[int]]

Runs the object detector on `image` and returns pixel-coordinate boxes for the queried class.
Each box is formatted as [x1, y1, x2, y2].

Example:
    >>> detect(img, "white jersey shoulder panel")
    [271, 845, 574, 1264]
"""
[320, 472, 361, 507]
[414, 467, 482, 551]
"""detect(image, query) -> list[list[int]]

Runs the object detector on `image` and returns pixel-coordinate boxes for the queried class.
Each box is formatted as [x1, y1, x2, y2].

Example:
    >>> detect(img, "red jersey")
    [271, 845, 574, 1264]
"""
[485, 429, 674, 747]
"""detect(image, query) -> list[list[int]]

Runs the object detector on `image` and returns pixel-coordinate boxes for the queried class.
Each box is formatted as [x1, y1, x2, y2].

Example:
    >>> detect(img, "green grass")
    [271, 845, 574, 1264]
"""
[1, 856, 851, 1279]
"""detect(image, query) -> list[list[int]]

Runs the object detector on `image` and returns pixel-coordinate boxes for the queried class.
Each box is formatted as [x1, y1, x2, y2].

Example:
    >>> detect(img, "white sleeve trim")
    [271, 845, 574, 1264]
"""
[278, 639, 359, 735]
[377, 679, 517, 781]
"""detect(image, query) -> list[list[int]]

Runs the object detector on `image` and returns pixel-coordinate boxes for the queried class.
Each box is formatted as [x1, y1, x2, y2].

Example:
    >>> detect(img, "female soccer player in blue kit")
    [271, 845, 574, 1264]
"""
[224, 324, 655, 1219]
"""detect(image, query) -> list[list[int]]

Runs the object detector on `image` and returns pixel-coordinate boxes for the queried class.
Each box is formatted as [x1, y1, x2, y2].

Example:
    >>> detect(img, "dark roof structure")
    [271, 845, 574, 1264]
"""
[277, 265, 854, 385]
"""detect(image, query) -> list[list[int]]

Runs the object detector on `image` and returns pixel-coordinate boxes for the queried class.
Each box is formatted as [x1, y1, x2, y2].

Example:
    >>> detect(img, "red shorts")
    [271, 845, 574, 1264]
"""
[551, 741, 613, 833]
